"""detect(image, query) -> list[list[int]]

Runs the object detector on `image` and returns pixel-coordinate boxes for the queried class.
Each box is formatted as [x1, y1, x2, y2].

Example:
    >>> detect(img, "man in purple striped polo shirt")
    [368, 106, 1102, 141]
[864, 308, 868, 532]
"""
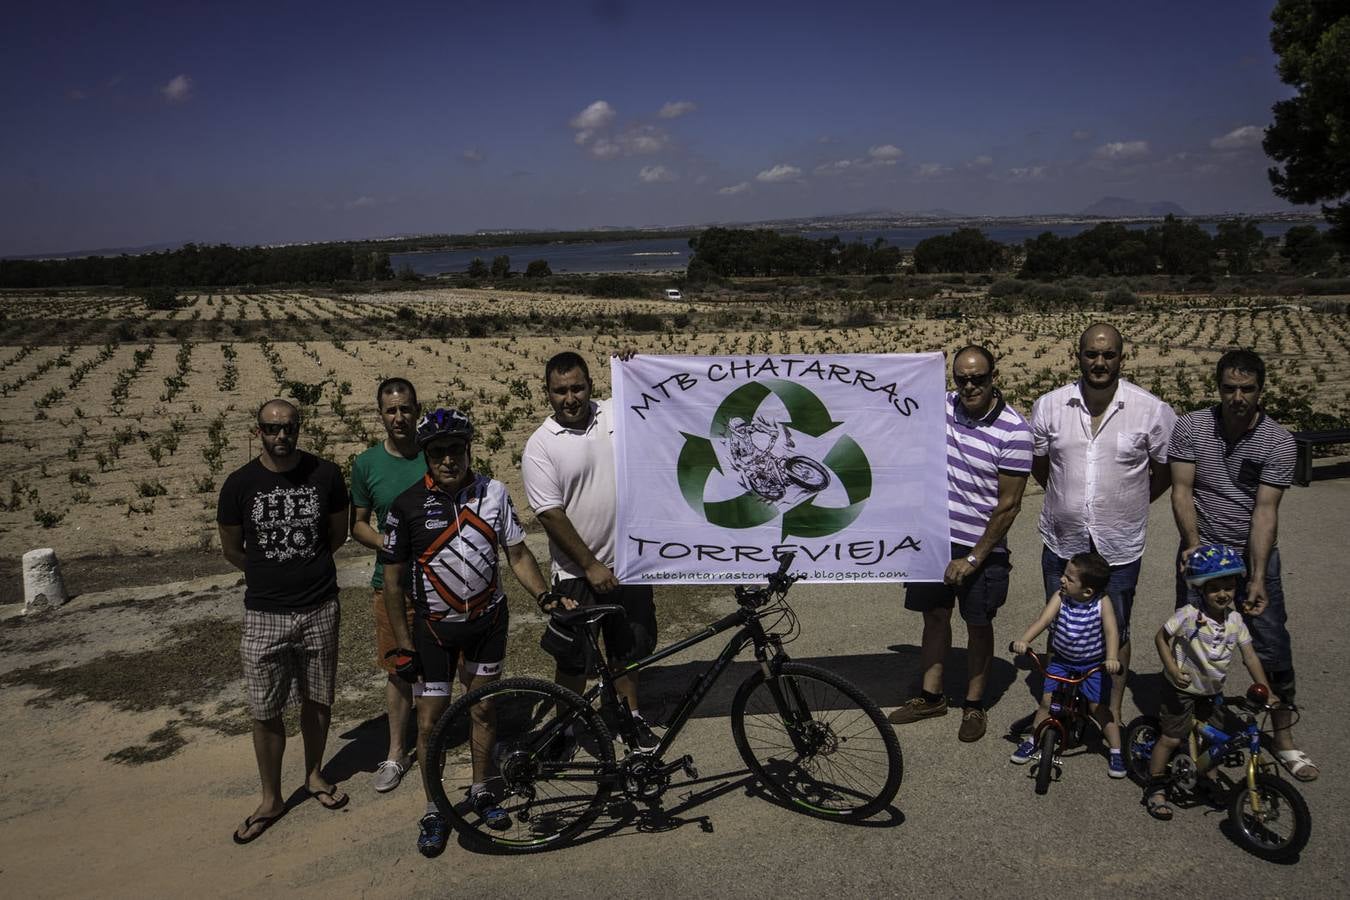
[890, 345, 1033, 742]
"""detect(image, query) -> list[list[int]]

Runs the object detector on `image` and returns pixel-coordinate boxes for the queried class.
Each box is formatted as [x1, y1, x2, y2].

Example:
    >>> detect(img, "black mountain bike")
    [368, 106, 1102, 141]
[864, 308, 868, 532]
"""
[423, 553, 904, 853]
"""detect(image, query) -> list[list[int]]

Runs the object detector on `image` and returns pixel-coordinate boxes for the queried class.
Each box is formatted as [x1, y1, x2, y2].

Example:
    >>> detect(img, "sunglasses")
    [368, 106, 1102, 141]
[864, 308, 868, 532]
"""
[258, 422, 299, 435]
[425, 443, 468, 460]
[953, 372, 992, 388]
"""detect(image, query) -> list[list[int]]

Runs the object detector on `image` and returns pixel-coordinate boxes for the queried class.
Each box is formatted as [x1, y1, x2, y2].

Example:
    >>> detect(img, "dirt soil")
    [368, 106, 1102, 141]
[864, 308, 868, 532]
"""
[2, 486, 1348, 897]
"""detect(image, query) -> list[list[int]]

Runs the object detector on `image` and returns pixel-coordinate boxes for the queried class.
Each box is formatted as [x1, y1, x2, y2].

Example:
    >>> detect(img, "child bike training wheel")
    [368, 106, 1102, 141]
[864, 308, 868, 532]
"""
[424, 677, 615, 853]
[729, 661, 902, 820]
[1227, 773, 1312, 862]
[1034, 727, 1059, 795]
[1123, 716, 1161, 784]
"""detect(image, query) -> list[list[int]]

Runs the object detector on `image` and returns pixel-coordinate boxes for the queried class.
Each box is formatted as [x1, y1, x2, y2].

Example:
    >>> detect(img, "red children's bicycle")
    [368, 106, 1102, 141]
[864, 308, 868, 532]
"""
[1012, 645, 1106, 795]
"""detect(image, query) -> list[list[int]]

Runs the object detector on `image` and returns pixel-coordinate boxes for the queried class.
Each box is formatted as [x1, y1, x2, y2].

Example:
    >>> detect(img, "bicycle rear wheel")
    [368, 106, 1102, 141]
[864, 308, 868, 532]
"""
[1123, 716, 1161, 786]
[730, 662, 902, 820]
[425, 677, 615, 853]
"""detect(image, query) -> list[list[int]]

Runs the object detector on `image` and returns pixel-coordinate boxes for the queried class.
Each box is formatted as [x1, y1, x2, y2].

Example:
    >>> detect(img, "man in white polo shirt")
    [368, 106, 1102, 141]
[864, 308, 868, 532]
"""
[1030, 322, 1175, 773]
[521, 350, 660, 752]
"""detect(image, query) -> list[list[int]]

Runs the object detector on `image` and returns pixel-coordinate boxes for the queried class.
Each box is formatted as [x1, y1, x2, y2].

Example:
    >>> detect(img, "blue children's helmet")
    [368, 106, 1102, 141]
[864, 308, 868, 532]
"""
[1184, 544, 1246, 586]
[415, 408, 473, 448]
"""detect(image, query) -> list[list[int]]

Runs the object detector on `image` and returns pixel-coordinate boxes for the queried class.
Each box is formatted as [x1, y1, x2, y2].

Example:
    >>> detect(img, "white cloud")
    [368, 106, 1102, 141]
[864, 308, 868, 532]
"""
[570, 100, 616, 132]
[814, 159, 856, 176]
[1007, 165, 1047, 182]
[639, 165, 676, 183]
[620, 124, 668, 155]
[161, 74, 193, 103]
[868, 144, 904, 163]
[1071, 129, 1092, 141]
[915, 162, 952, 179]
[1210, 125, 1263, 151]
[570, 101, 670, 159]
[658, 100, 697, 119]
[756, 164, 802, 183]
[461, 148, 484, 164]
[968, 155, 993, 168]
[719, 181, 750, 195]
[344, 196, 377, 209]
[589, 137, 622, 159]
[1094, 140, 1150, 160]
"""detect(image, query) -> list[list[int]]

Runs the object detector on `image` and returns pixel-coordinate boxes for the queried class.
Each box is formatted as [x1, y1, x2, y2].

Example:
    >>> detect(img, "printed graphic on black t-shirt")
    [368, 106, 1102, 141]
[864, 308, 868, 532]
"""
[250, 485, 323, 561]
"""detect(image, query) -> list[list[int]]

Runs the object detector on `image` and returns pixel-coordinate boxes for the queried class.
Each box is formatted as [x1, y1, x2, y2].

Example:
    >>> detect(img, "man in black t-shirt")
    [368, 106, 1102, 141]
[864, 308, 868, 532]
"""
[217, 399, 350, 844]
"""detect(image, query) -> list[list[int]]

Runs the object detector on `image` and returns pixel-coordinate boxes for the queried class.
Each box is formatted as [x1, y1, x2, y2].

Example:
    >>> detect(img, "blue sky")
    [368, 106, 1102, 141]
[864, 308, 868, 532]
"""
[1, 0, 1299, 256]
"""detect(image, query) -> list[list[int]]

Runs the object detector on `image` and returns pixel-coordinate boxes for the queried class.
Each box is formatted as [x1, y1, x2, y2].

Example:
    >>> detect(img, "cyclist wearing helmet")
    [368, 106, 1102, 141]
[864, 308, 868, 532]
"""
[380, 407, 555, 857]
[1144, 544, 1270, 820]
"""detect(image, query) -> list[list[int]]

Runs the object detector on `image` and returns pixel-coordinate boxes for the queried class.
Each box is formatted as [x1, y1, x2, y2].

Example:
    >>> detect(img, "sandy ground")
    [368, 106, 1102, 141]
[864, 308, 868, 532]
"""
[2, 292, 1348, 573]
[2, 471, 1348, 898]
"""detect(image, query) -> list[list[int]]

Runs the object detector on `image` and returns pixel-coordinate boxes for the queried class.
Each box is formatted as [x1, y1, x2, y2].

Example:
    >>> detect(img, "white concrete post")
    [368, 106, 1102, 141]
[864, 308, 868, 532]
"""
[23, 548, 69, 614]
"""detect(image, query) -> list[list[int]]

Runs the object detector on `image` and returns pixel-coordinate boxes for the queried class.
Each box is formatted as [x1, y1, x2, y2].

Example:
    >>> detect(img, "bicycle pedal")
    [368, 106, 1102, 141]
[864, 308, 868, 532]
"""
[682, 758, 700, 780]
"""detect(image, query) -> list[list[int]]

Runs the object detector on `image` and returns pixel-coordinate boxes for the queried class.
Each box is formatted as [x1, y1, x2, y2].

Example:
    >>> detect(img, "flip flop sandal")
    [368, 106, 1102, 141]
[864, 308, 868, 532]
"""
[233, 812, 281, 845]
[1276, 749, 1320, 782]
[309, 788, 350, 810]
[1144, 792, 1174, 821]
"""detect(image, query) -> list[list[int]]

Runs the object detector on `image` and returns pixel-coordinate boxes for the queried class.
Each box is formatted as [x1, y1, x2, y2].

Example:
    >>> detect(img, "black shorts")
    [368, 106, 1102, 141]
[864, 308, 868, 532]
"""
[904, 544, 1011, 626]
[1157, 682, 1245, 740]
[413, 603, 508, 697]
[545, 578, 657, 677]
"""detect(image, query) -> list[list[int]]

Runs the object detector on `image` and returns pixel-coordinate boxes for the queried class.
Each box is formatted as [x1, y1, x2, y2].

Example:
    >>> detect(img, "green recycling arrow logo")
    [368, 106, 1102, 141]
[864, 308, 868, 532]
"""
[676, 379, 872, 538]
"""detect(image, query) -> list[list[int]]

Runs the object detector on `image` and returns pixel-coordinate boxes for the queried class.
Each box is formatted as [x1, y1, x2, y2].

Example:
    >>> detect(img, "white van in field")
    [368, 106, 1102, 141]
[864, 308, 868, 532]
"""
[663, 288, 683, 301]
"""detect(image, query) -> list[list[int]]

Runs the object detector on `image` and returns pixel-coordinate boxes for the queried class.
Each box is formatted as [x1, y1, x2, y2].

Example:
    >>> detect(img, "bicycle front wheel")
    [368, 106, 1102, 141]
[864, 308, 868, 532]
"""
[1227, 773, 1312, 862]
[730, 662, 902, 820]
[1034, 727, 1059, 795]
[425, 677, 615, 853]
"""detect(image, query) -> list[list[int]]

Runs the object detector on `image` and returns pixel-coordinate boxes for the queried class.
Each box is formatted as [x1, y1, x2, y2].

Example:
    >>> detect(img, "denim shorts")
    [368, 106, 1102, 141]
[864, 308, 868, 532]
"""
[1041, 545, 1142, 644]
[1175, 545, 1293, 677]
[904, 543, 1011, 627]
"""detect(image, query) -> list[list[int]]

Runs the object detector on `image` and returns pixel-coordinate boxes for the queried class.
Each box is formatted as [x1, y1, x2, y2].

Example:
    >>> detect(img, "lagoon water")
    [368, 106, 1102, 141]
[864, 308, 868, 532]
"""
[392, 221, 1313, 276]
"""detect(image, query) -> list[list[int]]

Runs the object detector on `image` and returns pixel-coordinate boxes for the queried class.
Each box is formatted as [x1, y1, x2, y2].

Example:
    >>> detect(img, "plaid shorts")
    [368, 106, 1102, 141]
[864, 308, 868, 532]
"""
[240, 595, 340, 720]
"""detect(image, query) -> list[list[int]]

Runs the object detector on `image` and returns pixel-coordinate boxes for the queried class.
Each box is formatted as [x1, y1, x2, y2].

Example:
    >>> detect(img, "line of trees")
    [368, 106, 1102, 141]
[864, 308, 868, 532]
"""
[686, 227, 903, 279]
[0, 242, 394, 289]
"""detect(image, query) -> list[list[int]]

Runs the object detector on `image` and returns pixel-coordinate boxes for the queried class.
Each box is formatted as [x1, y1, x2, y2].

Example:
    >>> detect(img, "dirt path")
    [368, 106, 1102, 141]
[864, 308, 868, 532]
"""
[2, 485, 1348, 897]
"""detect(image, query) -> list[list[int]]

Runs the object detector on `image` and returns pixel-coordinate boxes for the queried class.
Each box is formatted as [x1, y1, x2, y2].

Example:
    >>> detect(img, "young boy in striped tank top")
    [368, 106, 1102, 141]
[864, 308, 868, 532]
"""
[1010, 551, 1125, 776]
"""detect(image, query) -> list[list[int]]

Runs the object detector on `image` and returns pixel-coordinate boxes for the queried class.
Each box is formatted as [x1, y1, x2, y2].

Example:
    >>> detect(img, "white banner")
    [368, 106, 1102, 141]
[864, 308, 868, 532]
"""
[613, 354, 950, 584]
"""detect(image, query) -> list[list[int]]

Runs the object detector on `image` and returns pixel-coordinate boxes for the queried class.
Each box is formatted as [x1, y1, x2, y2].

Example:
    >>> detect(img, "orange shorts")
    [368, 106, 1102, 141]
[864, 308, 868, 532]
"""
[373, 587, 417, 674]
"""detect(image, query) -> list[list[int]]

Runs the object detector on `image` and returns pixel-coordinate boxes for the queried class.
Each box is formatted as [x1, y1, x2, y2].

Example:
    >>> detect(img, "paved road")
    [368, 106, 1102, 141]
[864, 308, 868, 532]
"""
[2, 478, 1346, 897]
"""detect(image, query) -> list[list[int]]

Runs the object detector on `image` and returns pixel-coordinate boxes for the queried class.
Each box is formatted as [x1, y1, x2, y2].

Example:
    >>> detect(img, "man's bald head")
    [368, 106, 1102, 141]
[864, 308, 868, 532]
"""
[1078, 322, 1123, 353]
[257, 398, 300, 423]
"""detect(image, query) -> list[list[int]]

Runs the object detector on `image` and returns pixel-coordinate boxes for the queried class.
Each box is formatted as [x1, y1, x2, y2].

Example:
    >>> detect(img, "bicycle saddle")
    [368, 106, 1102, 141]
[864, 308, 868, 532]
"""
[552, 604, 626, 627]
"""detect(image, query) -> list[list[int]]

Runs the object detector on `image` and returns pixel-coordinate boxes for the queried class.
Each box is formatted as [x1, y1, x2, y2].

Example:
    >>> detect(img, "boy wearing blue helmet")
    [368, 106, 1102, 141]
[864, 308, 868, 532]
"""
[1143, 544, 1270, 820]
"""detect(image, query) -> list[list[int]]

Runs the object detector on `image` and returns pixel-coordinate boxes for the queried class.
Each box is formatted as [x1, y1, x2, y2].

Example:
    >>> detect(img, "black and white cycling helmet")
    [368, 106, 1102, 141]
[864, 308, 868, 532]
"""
[415, 408, 474, 447]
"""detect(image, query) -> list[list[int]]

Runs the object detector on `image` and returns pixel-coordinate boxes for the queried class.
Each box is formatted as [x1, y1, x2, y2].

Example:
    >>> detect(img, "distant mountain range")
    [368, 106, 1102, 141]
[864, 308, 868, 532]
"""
[1079, 197, 1190, 217]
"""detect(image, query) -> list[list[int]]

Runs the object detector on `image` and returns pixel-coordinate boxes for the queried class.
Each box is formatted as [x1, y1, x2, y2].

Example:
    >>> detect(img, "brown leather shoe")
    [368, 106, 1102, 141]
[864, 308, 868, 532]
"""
[957, 707, 987, 742]
[887, 695, 948, 724]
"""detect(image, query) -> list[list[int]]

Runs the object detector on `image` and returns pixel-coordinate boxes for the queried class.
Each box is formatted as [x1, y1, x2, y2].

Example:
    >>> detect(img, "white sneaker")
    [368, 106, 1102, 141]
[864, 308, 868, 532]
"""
[373, 758, 408, 792]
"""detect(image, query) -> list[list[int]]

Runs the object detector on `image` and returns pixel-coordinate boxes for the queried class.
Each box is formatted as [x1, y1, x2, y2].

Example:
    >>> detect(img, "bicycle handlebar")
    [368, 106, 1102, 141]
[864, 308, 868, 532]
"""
[735, 552, 798, 608]
[1008, 643, 1105, 684]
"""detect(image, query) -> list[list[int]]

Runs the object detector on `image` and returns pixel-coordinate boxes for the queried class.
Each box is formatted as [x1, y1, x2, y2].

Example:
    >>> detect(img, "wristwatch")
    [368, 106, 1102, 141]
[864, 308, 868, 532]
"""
[965, 554, 979, 567]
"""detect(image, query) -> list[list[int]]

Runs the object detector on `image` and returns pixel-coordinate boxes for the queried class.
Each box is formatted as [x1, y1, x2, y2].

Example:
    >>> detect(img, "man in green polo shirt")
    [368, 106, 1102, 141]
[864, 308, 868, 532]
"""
[350, 377, 425, 792]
